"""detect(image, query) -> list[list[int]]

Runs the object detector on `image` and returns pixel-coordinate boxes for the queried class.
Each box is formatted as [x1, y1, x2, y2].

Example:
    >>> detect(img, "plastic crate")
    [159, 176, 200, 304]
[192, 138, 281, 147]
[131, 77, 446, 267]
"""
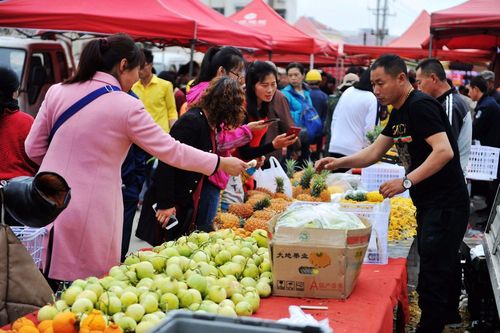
[10, 226, 48, 269]
[361, 163, 409, 197]
[466, 145, 500, 181]
[150, 311, 330, 333]
[339, 200, 391, 264]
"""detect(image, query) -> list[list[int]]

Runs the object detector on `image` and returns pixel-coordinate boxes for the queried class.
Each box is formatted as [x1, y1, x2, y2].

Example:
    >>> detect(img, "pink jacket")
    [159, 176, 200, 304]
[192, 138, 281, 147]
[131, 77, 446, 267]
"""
[208, 125, 252, 189]
[25, 72, 218, 281]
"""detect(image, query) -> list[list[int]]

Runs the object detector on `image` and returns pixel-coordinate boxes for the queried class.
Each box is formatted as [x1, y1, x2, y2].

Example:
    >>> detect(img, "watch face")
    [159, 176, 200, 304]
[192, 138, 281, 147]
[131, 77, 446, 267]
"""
[403, 179, 412, 189]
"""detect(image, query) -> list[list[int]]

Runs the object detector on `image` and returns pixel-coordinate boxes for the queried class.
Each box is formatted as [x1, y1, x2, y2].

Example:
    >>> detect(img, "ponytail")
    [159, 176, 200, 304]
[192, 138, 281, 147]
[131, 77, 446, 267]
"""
[193, 46, 244, 86]
[193, 47, 221, 86]
[65, 33, 143, 84]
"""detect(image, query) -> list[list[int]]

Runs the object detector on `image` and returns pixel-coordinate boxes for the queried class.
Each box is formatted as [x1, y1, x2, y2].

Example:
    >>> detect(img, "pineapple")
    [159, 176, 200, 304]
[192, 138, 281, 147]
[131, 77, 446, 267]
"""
[251, 210, 275, 221]
[299, 160, 316, 189]
[296, 193, 317, 202]
[228, 203, 254, 219]
[268, 201, 291, 213]
[213, 212, 241, 229]
[246, 190, 271, 199]
[274, 177, 289, 200]
[254, 187, 274, 197]
[253, 197, 271, 211]
[311, 174, 330, 202]
[244, 217, 269, 232]
[285, 159, 297, 178]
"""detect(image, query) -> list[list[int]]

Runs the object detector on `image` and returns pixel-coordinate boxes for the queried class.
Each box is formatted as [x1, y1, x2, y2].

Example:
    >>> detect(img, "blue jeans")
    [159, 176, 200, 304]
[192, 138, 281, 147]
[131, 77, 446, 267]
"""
[195, 181, 220, 232]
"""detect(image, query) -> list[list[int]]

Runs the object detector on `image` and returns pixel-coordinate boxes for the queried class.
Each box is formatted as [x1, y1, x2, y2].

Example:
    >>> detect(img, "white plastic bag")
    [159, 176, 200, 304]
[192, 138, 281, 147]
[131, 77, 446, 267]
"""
[253, 157, 292, 196]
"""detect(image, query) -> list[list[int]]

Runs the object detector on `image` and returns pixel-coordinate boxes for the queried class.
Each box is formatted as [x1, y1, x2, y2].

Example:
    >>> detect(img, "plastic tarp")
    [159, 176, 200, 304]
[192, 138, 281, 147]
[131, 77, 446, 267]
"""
[0, 0, 197, 44]
[429, 0, 500, 50]
[229, 0, 332, 56]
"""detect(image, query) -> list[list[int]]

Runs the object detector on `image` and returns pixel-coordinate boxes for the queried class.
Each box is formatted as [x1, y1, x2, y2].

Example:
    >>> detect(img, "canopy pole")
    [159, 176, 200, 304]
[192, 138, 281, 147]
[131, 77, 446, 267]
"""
[268, 51, 272, 61]
[310, 54, 314, 70]
[188, 39, 195, 80]
[335, 56, 340, 82]
[428, 32, 433, 58]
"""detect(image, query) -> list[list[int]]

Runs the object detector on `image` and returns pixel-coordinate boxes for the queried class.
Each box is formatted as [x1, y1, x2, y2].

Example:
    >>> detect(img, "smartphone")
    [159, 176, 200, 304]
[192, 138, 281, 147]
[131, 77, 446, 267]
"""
[152, 203, 179, 230]
[261, 118, 280, 124]
[286, 126, 301, 137]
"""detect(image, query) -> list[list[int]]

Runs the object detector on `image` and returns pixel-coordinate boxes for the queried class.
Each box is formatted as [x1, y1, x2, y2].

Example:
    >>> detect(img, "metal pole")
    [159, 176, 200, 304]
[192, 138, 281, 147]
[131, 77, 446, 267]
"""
[429, 33, 433, 58]
[310, 54, 314, 70]
[188, 39, 195, 80]
[375, 0, 381, 45]
[381, 0, 388, 45]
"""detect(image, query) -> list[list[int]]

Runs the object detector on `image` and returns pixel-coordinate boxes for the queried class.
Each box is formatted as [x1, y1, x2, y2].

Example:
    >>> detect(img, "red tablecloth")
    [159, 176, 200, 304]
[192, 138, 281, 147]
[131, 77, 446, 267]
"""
[255, 258, 409, 333]
[3, 259, 408, 333]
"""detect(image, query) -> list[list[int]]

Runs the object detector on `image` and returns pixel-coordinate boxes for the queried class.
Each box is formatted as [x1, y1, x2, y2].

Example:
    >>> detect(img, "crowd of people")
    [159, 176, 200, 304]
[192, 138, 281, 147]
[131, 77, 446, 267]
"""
[1, 32, 500, 333]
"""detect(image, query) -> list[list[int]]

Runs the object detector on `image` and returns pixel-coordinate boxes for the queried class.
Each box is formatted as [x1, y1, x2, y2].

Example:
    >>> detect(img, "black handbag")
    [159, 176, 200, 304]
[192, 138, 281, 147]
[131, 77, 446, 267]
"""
[0, 171, 71, 228]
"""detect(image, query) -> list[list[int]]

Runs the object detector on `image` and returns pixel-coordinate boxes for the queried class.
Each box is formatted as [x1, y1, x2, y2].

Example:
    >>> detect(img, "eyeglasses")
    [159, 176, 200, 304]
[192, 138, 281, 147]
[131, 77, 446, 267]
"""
[229, 70, 246, 81]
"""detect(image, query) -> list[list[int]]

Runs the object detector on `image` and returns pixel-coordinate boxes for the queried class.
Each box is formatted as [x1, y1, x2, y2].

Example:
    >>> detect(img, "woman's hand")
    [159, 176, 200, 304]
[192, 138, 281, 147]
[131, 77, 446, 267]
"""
[156, 207, 176, 228]
[255, 156, 266, 169]
[272, 133, 298, 149]
[247, 120, 269, 131]
[219, 156, 248, 176]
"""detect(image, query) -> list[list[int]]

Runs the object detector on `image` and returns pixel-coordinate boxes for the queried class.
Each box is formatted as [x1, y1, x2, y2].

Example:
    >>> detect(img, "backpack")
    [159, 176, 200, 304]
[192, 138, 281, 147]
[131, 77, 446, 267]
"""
[299, 102, 323, 144]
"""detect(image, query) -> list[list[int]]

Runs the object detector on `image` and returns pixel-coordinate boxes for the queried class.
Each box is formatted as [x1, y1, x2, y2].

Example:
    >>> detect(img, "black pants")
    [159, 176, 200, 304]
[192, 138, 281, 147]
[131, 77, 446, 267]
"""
[415, 204, 469, 333]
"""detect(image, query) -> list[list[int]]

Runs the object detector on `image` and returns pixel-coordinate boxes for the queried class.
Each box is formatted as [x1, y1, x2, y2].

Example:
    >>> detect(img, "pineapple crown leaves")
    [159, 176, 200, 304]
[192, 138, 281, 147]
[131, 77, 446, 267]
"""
[285, 159, 297, 178]
[275, 176, 285, 193]
[299, 160, 316, 189]
[253, 197, 271, 211]
[311, 175, 327, 197]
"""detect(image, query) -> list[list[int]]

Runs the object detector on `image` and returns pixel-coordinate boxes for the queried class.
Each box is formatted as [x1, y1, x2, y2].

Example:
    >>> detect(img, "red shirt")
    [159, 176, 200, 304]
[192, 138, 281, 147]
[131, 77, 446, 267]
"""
[0, 109, 38, 180]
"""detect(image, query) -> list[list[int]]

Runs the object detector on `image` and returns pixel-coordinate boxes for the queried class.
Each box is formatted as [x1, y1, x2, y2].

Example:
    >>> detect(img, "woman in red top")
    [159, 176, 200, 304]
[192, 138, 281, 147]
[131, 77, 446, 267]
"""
[0, 66, 38, 225]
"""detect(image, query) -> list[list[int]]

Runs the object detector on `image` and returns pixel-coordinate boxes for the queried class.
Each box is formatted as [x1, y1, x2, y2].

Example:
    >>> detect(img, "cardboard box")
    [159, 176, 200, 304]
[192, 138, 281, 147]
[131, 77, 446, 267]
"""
[268, 210, 371, 299]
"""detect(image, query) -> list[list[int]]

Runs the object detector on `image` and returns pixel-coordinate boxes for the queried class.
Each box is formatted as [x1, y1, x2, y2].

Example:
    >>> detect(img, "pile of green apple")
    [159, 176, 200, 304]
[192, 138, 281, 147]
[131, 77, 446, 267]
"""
[41, 229, 271, 333]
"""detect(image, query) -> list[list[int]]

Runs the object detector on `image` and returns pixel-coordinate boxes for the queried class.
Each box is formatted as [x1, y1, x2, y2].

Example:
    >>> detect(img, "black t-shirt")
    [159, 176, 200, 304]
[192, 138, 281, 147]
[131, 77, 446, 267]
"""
[381, 90, 469, 208]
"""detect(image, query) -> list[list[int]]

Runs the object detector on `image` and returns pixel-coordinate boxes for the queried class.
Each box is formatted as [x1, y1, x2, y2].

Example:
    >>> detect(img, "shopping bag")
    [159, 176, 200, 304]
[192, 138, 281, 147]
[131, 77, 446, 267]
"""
[253, 157, 292, 197]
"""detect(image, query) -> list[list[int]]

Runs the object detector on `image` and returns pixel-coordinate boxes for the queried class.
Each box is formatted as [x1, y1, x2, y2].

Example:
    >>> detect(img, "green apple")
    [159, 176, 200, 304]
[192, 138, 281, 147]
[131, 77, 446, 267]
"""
[136, 321, 156, 333]
[137, 277, 154, 289]
[148, 256, 166, 272]
[71, 297, 94, 314]
[199, 301, 219, 314]
[217, 305, 237, 317]
[140, 293, 159, 313]
[120, 291, 139, 308]
[134, 262, 155, 280]
[231, 255, 246, 265]
[54, 300, 68, 312]
[231, 293, 244, 304]
[251, 229, 269, 248]
[191, 251, 209, 263]
[116, 316, 137, 332]
[37, 305, 59, 321]
[140, 314, 160, 324]
[155, 277, 179, 295]
[259, 261, 271, 273]
[214, 250, 231, 265]
[152, 311, 166, 320]
[108, 286, 124, 298]
[256, 281, 272, 297]
[76, 290, 98, 304]
[206, 285, 227, 304]
[85, 283, 104, 299]
[159, 247, 180, 258]
[243, 265, 259, 279]
[165, 264, 183, 280]
[260, 271, 272, 280]
[99, 294, 122, 315]
[180, 289, 202, 308]
[62, 285, 83, 306]
[218, 299, 235, 310]
[235, 301, 253, 316]
[244, 292, 260, 312]
[159, 293, 179, 311]
[71, 279, 87, 289]
[240, 277, 257, 288]
[186, 274, 207, 295]
[111, 312, 125, 323]
[124, 271, 139, 284]
[125, 304, 145, 322]
[240, 247, 253, 258]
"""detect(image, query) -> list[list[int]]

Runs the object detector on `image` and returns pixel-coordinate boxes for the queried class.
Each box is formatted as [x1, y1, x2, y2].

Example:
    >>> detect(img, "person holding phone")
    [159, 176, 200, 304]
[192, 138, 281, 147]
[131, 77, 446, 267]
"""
[136, 77, 254, 244]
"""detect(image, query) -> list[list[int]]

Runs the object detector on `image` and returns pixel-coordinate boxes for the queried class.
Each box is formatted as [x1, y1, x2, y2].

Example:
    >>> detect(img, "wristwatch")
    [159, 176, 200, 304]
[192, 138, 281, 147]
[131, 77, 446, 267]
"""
[402, 177, 413, 190]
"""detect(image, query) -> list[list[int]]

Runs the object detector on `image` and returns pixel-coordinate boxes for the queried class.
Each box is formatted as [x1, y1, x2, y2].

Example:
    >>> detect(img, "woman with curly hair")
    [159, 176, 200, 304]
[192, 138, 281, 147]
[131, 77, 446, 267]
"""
[136, 76, 250, 243]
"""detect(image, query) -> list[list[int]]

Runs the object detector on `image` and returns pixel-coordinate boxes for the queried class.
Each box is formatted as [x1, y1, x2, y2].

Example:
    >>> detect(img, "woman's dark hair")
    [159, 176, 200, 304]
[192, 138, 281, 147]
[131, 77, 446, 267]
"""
[286, 62, 304, 75]
[354, 69, 373, 92]
[245, 61, 277, 121]
[0, 66, 20, 116]
[192, 76, 246, 130]
[65, 33, 143, 84]
[193, 46, 244, 86]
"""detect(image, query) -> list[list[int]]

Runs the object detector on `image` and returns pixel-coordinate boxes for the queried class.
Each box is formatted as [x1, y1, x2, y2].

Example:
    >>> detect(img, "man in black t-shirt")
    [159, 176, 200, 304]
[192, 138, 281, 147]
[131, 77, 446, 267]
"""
[316, 55, 469, 333]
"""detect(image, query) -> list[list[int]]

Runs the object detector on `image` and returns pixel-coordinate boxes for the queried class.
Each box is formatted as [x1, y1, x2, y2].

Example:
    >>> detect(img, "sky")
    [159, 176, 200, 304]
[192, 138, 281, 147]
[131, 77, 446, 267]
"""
[296, 0, 466, 36]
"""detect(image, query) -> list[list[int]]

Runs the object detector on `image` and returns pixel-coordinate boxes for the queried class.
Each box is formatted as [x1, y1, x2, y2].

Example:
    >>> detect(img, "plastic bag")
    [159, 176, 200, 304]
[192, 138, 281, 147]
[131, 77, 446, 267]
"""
[326, 173, 361, 190]
[253, 157, 292, 196]
[277, 306, 333, 333]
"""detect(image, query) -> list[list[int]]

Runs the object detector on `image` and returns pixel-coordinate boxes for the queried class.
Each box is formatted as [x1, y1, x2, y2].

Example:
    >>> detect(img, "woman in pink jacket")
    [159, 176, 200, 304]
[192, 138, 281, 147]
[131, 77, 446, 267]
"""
[24, 34, 247, 282]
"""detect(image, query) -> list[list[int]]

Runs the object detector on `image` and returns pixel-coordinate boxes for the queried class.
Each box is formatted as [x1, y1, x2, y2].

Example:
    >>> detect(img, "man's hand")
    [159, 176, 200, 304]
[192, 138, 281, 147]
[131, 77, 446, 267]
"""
[379, 178, 405, 198]
[156, 207, 176, 228]
[315, 157, 337, 172]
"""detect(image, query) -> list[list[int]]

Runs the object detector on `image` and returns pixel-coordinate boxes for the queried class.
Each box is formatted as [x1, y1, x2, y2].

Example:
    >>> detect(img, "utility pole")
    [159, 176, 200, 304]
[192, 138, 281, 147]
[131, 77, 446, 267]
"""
[380, 0, 389, 45]
[370, 0, 393, 45]
[375, 0, 380, 45]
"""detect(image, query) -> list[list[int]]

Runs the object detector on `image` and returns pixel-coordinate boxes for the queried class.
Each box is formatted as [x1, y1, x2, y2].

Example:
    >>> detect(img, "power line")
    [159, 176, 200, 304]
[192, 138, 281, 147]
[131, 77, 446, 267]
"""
[369, 0, 395, 45]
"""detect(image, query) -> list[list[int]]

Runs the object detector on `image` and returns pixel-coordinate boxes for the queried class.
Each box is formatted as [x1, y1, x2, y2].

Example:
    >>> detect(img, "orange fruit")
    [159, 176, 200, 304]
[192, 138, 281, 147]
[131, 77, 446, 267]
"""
[37, 321, 53, 333]
[80, 311, 106, 331]
[43, 328, 53, 333]
[103, 324, 122, 333]
[52, 312, 76, 333]
[17, 327, 39, 333]
[12, 318, 36, 332]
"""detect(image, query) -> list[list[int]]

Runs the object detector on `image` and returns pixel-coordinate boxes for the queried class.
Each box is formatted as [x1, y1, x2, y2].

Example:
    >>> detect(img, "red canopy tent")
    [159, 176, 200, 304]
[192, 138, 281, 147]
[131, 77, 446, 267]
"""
[429, 0, 500, 50]
[0, 0, 197, 45]
[293, 16, 338, 55]
[229, 0, 333, 59]
[343, 10, 491, 62]
[160, 0, 271, 51]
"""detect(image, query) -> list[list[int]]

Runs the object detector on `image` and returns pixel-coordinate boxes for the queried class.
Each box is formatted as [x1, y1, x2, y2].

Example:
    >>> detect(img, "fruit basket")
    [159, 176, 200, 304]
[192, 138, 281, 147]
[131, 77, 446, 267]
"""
[10, 226, 48, 269]
[150, 310, 329, 333]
